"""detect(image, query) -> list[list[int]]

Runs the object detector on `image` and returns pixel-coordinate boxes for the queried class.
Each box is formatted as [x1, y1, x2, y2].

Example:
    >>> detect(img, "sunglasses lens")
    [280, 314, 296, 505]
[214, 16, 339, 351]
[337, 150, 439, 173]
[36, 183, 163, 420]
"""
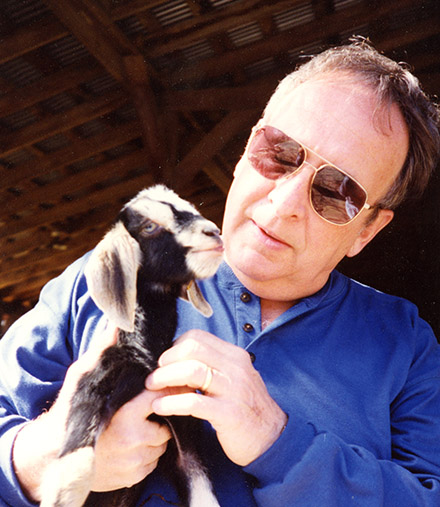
[311, 166, 367, 224]
[247, 126, 368, 225]
[248, 127, 305, 179]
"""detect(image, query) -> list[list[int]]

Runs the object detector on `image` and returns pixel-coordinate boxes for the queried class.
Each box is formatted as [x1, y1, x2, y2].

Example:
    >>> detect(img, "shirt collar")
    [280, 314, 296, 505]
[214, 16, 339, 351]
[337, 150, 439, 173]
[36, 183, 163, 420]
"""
[214, 261, 347, 322]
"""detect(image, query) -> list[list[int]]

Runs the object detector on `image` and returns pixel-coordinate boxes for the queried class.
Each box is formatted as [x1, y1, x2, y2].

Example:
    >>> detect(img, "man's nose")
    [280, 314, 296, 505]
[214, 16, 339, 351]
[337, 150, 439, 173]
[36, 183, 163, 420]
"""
[267, 166, 313, 219]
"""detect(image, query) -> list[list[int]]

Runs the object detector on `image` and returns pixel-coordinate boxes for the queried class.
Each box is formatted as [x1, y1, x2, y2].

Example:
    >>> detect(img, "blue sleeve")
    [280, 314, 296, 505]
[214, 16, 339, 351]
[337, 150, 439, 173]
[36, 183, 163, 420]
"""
[0, 254, 103, 507]
[245, 318, 440, 506]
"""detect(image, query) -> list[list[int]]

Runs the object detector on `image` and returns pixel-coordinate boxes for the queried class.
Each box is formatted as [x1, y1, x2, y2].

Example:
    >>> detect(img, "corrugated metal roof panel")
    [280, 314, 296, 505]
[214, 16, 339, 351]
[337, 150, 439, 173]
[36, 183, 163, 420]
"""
[111, 104, 137, 123]
[74, 119, 107, 139]
[82, 75, 120, 96]
[0, 58, 42, 88]
[227, 21, 264, 48]
[34, 134, 70, 154]
[244, 57, 276, 79]
[151, 0, 193, 27]
[181, 39, 215, 62]
[44, 36, 90, 67]
[274, 2, 315, 32]
[117, 14, 149, 39]
[208, 0, 241, 9]
[40, 93, 78, 114]
[2, 0, 49, 26]
[0, 149, 34, 168]
[287, 41, 325, 63]
[1, 108, 38, 131]
[333, 0, 362, 11]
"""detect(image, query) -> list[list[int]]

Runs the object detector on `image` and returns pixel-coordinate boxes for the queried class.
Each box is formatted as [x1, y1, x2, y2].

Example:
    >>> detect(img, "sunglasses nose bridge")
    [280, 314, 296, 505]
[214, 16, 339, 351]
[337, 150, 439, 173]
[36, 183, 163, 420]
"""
[268, 164, 314, 218]
[292, 158, 319, 178]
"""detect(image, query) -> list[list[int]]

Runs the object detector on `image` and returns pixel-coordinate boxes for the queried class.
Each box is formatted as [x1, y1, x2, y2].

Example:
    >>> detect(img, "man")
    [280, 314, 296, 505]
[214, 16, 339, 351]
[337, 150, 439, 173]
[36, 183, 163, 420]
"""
[1, 40, 440, 506]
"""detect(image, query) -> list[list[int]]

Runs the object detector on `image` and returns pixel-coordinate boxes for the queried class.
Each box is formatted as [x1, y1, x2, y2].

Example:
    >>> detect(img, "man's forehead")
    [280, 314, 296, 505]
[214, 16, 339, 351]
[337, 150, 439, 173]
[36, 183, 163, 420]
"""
[265, 77, 376, 124]
[263, 77, 408, 151]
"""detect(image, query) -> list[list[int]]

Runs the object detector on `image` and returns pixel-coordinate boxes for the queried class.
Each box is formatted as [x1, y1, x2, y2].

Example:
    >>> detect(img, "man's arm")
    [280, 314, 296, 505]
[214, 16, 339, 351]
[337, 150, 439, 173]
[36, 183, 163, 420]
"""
[0, 256, 170, 506]
[147, 328, 440, 506]
[245, 375, 440, 506]
[13, 368, 171, 502]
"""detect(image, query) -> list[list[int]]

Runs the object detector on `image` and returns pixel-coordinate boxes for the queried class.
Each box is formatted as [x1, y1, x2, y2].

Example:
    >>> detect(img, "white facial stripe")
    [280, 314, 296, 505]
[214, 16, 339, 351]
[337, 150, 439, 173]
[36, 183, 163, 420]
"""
[136, 185, 198, 214]
[127, 185, 200, 233]
[130, 198, 175, 230]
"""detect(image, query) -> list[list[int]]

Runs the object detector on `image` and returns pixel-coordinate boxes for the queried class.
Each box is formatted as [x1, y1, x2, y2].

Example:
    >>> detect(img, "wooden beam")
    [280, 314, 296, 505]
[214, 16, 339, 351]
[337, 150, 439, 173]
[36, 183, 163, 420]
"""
[43, 0, 158, 81]
[0, 203, 116, 261]
[42, 1, 166, 181]
[376, 18, 440, 55]
[202, 161, 232, 195]
[1, 149, 148, 221]
[0, 242, 97, 290]
[0, 61, 106, 118]
[1, 0, 163, 65]
[0, 90, 128, 158]
[43, 0, 129, 81]
[0, 13, 66, 65]
[174, 109, 258, 192]
[109, 0, 169, 20]
[163, 78, 275, 111]
[123, 55, 167, 181]
[0, 120, 141, 191]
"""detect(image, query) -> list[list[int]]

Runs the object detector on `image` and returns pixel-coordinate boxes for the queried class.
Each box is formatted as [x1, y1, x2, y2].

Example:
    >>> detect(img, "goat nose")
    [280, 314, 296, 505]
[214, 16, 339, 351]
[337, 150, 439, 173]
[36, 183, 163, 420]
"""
[203, 224, 221, 238]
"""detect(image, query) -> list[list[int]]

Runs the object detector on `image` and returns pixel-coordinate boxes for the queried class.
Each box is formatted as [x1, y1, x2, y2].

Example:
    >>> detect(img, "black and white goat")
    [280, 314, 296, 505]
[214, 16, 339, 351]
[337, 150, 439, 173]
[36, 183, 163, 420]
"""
[40, 185, 223, 507]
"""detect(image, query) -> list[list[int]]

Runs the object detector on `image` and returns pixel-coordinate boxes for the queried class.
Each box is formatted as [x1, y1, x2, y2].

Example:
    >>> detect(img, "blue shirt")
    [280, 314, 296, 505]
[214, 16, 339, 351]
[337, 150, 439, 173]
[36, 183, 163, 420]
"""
[1, 255, 440, 506]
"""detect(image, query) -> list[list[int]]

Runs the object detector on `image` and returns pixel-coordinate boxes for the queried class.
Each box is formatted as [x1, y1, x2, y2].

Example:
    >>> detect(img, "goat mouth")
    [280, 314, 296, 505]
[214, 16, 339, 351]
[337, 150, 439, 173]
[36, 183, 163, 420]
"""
[191, 244, 224, 254]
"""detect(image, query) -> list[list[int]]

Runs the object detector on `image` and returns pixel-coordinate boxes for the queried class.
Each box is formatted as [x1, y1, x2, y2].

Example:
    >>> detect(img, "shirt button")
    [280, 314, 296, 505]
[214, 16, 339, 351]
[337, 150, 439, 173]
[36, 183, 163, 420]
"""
[248, 351, 256, 363]
[240, 292, 252, 303]
[243, 323, 254, 333]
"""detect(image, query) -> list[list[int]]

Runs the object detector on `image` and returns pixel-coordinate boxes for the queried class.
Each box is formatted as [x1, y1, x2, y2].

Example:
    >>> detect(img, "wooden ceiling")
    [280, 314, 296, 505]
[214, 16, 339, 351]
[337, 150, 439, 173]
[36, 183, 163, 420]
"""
[1, 0, 439, 336]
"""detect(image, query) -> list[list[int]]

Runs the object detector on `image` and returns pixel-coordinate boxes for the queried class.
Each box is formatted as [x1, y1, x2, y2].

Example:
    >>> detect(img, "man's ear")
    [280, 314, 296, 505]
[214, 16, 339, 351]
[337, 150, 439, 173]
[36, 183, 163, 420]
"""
[346, 208, 394, 258]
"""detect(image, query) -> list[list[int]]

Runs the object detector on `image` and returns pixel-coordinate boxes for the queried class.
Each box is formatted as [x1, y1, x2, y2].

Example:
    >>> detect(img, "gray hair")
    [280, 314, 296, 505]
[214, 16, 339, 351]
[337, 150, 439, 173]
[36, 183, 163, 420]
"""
[263, 39, 440, 210]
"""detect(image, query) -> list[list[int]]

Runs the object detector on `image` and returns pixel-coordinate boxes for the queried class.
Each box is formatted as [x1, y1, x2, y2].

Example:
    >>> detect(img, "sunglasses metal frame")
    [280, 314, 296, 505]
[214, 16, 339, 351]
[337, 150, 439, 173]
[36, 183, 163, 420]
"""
[248, 125, 373, 226]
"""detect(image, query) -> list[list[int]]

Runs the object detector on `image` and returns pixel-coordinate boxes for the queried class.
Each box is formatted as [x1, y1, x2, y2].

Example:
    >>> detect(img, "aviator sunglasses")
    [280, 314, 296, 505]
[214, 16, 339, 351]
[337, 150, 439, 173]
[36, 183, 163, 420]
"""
[247, 125, 374, 225]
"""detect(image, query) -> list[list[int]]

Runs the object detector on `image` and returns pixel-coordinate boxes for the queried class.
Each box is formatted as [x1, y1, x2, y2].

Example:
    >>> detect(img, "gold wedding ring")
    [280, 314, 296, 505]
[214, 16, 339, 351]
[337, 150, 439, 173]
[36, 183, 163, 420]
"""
[201, 366, 213, 393]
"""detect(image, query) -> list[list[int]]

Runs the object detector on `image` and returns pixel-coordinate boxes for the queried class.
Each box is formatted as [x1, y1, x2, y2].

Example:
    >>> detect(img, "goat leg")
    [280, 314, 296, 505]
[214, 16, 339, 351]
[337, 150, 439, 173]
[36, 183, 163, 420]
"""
[164, 416, 220, 507]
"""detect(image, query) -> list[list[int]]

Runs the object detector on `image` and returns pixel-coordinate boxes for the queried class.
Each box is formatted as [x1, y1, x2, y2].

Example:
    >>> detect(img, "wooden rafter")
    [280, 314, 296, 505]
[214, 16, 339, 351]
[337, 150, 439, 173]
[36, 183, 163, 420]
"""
[42, 0, 166, 176]
[175, 109, 259, 192]
[0, 90, 128, 158]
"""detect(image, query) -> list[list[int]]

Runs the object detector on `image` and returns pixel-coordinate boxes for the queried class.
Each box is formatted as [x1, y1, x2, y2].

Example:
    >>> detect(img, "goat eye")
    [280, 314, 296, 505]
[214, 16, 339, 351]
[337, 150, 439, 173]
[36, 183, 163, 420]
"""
[142, 221, 160, 235]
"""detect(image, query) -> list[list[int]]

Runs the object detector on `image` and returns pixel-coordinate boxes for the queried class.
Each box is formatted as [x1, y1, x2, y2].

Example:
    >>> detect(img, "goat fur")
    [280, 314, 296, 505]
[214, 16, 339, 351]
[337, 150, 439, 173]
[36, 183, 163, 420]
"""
[40, 185, 223, 507]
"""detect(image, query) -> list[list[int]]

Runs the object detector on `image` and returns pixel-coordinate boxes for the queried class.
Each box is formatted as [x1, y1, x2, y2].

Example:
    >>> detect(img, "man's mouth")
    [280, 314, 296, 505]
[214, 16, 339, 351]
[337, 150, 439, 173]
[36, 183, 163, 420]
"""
[252, 220, 290, 248]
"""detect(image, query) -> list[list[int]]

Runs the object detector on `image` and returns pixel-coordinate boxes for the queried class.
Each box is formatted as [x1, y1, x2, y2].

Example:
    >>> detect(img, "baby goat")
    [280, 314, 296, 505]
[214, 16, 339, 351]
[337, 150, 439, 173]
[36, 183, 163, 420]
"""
[40, 185, 223, 507]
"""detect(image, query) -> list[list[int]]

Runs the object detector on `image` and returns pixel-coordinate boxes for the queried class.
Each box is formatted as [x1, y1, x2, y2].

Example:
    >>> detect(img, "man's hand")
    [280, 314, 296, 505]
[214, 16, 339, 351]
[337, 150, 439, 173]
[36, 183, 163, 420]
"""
[92, 389, 171, 491]
[146, 330, 287, 466]
[13, 325, 171, 500]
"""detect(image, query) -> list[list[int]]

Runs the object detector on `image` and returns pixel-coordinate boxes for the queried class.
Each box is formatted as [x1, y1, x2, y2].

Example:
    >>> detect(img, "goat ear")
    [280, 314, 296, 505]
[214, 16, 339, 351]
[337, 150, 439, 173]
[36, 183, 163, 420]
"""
[85, 222, 141, 332]
[182, 281, 213, 318]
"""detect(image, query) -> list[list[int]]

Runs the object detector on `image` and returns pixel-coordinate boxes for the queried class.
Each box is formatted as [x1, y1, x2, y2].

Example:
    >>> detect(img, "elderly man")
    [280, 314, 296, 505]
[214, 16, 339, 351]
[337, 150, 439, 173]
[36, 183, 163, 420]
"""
[2, 41, 440, 506]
